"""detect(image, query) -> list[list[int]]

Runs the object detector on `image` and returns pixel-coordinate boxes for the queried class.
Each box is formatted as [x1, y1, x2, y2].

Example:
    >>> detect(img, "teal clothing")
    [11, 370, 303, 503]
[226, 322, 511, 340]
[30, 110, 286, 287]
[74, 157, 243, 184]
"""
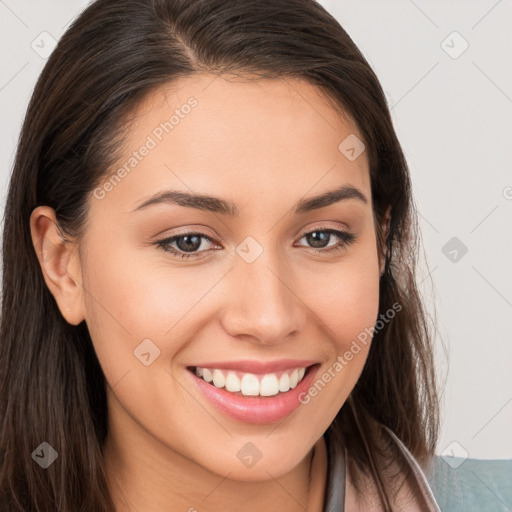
[427, 455, 512, 512]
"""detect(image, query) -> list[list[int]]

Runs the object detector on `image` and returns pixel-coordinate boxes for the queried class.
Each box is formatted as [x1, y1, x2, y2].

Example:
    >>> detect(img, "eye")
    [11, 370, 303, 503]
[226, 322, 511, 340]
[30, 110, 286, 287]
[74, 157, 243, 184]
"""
[295, 228, 356, 254]
[155, 233, 219, 260]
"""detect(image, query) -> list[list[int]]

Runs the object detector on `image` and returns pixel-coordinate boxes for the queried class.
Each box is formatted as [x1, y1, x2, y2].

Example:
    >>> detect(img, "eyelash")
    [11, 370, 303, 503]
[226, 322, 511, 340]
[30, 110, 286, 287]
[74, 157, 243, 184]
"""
[155, 228, 356, 260]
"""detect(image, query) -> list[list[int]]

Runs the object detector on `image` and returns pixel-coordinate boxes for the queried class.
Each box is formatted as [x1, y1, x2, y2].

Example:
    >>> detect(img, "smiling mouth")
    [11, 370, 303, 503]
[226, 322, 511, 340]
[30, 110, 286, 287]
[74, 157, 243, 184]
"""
[186, 364, 316, 398]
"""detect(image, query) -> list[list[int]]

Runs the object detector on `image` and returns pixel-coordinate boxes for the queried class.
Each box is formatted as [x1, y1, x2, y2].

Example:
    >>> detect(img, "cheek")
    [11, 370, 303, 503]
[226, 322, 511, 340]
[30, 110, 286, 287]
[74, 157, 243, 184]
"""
[301, 247, 381, 351]
[80, 237, 226, 377]
[294, 241, 380, 407]
[321, 267, 379, 345]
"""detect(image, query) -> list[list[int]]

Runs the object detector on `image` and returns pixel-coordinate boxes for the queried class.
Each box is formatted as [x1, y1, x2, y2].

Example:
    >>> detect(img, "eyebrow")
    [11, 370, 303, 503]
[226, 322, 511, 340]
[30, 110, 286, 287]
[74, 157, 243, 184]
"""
[130, 184, 367, 216]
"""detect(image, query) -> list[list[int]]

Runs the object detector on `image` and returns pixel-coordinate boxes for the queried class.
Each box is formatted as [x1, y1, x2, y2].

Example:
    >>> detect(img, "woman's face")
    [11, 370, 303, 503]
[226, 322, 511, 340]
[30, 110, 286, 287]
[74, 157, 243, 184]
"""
[71, 74, 384, 480]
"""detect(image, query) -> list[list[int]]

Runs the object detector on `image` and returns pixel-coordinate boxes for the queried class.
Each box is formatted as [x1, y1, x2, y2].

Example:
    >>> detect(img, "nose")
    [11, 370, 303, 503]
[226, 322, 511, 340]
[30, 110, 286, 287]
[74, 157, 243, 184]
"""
[219, 247, 307, 345]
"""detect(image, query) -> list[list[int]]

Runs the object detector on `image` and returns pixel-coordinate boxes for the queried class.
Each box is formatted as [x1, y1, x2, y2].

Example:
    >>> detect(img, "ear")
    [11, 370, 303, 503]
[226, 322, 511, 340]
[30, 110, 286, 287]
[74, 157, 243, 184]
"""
[29, 206, 85, 326]
[379, 205, 392, 276]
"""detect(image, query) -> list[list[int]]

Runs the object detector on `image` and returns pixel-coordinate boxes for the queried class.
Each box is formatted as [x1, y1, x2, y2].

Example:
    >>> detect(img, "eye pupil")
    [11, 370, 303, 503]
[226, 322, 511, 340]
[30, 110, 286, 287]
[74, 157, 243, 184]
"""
[176, 234, 201, 252]
[307, 231, 329, 248]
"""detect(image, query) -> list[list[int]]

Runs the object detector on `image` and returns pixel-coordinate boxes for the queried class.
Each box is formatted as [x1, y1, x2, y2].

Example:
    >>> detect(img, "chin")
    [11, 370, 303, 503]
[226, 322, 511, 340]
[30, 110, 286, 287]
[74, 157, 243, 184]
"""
[197, 441, 309, 482]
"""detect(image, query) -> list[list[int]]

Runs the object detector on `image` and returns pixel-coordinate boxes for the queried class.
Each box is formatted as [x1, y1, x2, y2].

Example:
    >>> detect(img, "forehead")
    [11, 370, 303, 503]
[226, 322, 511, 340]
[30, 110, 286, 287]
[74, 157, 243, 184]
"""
[97, 73, 371, 215]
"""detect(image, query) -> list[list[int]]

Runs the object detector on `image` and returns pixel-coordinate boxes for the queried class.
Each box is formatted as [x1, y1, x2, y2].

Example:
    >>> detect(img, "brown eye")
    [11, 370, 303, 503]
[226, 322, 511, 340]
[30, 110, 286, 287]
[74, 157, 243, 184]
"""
[296, 228, 356, 252]
[156, 233, 218, 259]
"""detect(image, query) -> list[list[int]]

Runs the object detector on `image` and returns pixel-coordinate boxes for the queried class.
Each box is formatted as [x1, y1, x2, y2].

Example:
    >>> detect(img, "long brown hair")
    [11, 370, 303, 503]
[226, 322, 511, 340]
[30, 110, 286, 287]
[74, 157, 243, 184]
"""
[0, 0, 441, 510]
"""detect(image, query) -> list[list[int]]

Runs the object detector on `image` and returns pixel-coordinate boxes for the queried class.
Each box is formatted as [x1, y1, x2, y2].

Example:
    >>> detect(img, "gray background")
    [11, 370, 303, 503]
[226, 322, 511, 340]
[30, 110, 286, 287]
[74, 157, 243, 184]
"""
[1, 0, 510, 460]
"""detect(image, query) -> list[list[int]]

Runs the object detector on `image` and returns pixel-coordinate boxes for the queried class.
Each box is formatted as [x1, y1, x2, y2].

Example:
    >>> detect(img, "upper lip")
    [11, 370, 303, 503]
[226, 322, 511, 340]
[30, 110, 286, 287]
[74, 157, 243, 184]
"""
[190, 359, 318, 374]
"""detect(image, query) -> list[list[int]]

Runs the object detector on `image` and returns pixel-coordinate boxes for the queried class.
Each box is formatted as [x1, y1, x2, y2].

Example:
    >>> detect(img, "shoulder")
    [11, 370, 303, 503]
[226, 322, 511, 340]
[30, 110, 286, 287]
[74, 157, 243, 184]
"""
[344, 425, 438, 511]
[345, 454, 425, 511]
[344, 462, 427, 511]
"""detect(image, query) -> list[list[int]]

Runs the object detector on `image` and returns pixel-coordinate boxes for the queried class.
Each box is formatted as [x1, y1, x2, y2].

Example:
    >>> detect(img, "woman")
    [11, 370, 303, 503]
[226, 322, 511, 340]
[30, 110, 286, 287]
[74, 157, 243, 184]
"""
[0, 0, 442, 510]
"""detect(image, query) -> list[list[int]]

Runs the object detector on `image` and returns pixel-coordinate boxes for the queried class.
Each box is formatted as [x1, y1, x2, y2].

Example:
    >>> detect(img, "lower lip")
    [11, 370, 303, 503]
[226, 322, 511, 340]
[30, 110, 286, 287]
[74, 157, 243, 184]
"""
[186, 364, 320, 424]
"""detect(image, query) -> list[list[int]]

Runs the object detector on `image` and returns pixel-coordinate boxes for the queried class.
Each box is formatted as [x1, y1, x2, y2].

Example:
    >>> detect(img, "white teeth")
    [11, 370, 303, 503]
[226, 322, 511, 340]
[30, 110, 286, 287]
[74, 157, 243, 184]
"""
[202, 368, 213, 383]
[212, 369, 225, 388]
[193, 366, 308, 397]
[241, 374, 260, 396]
[260, 374, 279, 396]
[225, 371, 241, 392]
[278, 373, 290, 392]
[290, 368, 299, 389]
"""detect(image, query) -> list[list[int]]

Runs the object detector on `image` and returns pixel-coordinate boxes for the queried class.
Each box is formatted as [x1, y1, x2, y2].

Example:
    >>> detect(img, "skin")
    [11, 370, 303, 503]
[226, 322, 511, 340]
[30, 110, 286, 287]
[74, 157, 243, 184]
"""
[30, 73, 394, 511]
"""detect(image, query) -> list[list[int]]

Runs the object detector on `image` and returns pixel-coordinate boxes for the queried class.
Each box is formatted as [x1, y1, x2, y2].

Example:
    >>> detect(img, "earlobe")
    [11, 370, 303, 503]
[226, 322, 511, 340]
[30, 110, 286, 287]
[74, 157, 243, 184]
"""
[29, 206, 85, 326]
